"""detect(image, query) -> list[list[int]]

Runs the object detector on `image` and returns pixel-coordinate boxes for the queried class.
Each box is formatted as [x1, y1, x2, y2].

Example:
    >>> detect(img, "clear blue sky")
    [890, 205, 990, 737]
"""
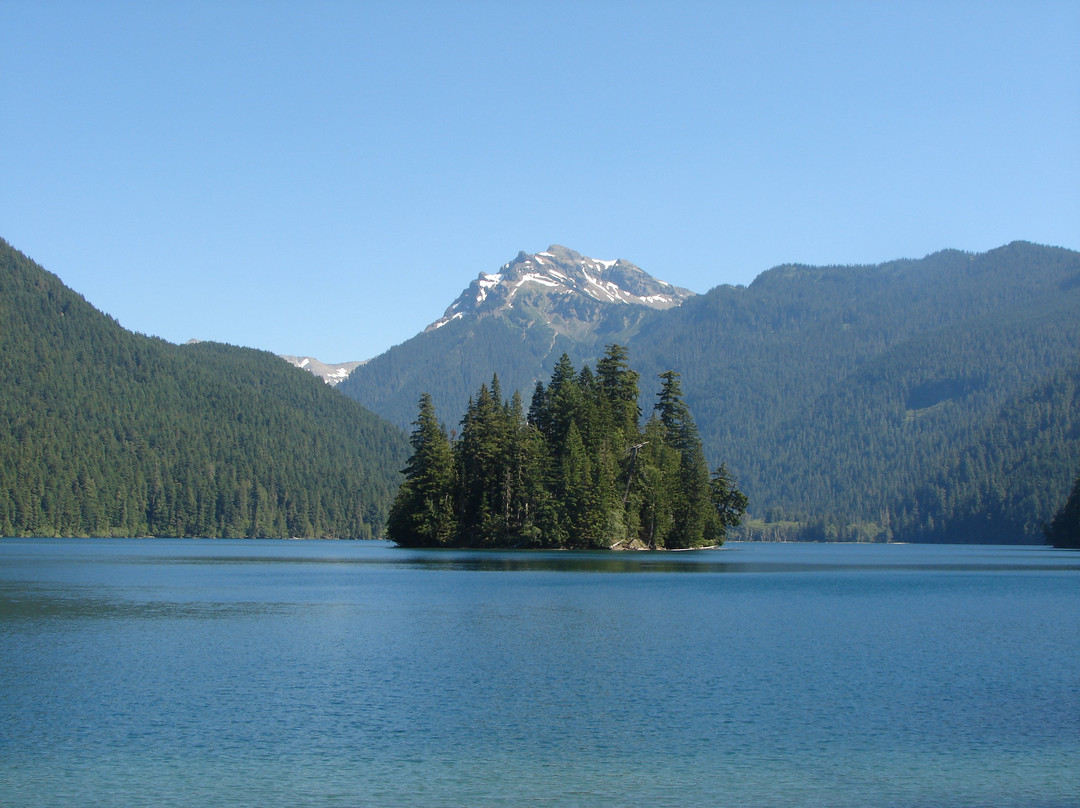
[3, 1, 1078, 361]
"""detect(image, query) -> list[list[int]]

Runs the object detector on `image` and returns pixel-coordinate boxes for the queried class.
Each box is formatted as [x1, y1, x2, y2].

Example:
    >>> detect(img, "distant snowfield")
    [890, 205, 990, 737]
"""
[279, 355, 365, 386]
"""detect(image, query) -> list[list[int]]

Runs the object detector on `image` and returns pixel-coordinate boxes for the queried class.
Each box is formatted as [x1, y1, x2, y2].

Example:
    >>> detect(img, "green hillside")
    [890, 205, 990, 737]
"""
[896, 364, 1080, 543]
[630, 242, 1080, 542]
[0, 239, 408, 538]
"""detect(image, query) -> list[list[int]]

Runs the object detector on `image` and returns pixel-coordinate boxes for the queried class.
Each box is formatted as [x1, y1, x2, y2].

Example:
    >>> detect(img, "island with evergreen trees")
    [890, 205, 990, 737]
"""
[387, 345, 747, 549]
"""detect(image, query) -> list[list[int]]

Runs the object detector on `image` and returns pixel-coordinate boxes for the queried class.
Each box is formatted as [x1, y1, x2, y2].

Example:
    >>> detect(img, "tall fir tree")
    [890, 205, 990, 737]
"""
[709, 463, 750, 541]
[653, 371, 715, 547]
[596, 343, 642, 441]
[1044, 473, 1080, 548]
[386, 394, 456, 546]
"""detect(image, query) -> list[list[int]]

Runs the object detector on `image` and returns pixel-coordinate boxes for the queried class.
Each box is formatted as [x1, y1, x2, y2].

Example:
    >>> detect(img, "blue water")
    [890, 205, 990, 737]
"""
[1, 539, 1078, 807]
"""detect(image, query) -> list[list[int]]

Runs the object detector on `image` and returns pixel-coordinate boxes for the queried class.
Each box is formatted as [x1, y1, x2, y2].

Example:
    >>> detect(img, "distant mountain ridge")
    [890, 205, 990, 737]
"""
[618, 241, 1080, 542]
[188, 344, 364, 386]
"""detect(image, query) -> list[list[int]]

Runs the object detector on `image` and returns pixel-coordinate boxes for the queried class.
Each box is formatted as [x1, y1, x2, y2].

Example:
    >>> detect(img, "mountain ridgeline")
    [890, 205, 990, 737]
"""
[387, 346, 747, 549]
[343, 241, 1080, 544]
[0, 239, 408, 538]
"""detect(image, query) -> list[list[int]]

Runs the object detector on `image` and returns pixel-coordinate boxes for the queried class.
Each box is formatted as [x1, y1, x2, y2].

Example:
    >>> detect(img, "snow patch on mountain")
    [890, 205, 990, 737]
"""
[280, 355, 366, 386]
[425, 245, 695, 332]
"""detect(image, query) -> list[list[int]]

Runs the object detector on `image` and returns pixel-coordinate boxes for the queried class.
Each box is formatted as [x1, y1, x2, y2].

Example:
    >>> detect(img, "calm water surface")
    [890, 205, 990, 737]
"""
[1, 539, 1078, 807]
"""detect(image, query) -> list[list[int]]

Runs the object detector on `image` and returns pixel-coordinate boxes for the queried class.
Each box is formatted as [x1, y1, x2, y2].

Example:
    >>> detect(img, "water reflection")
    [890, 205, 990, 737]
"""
[0, 583, 290, 622]
[3, 538, 1078, 577]
[386, 544, 1080, 574]
[392, 549, 733, 573]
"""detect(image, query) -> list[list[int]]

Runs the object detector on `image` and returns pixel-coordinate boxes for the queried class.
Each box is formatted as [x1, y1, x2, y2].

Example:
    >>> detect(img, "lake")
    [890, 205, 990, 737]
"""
[1, 539, 1078, 807]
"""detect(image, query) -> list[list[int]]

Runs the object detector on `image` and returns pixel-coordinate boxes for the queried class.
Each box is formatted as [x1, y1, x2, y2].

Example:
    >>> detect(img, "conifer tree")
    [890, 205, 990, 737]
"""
[456, 376, 522, 544]
[654, 370, 714, 547]
[387, 393, 456, 546]
[1044, 473, 1080, 548]
[709, 462, 750, 541]
[559, 421, 595, 545]
[528, 380, 548, 434]
[596, 343, 641, 440]
[541, 354, 583, 455]
[655, 371, 699, 452]
[635, 415, 681, 548]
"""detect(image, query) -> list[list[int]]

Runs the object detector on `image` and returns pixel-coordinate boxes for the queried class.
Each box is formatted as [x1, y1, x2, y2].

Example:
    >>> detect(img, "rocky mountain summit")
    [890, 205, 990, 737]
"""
[426, 245, 695, 337]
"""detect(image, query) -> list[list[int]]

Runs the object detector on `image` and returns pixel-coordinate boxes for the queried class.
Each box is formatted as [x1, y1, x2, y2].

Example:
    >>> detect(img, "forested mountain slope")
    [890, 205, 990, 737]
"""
[629, 242, 1080, 541]
[0, 239, 408, 538]
[898, 364, 1080, 543]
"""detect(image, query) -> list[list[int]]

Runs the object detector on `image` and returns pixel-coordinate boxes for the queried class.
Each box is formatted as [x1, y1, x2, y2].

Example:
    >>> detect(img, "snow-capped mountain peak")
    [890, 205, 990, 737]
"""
[426, 245, 695, 332]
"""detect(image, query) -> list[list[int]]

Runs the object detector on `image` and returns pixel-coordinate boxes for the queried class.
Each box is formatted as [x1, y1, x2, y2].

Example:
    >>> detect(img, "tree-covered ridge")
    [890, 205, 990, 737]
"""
[0, 239, 409, 538]
[387, 346, 746, 549]
[630, 241, 1080, 541]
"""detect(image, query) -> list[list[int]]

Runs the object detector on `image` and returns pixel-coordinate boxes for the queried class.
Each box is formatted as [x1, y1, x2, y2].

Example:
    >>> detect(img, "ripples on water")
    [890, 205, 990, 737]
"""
[1, 539, 1078, 807]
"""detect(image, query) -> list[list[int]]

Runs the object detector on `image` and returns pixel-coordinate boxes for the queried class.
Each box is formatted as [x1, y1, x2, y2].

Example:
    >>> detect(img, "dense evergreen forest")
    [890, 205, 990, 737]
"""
[632, 242, 1080, 542]
[387, 346, 747, 549]
[894, 365, 1080, 543]
[0, 239, 409, 538]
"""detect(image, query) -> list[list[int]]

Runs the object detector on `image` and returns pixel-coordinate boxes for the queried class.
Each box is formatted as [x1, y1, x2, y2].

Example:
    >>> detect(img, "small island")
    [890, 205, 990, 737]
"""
[387, 345, 747, 549]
